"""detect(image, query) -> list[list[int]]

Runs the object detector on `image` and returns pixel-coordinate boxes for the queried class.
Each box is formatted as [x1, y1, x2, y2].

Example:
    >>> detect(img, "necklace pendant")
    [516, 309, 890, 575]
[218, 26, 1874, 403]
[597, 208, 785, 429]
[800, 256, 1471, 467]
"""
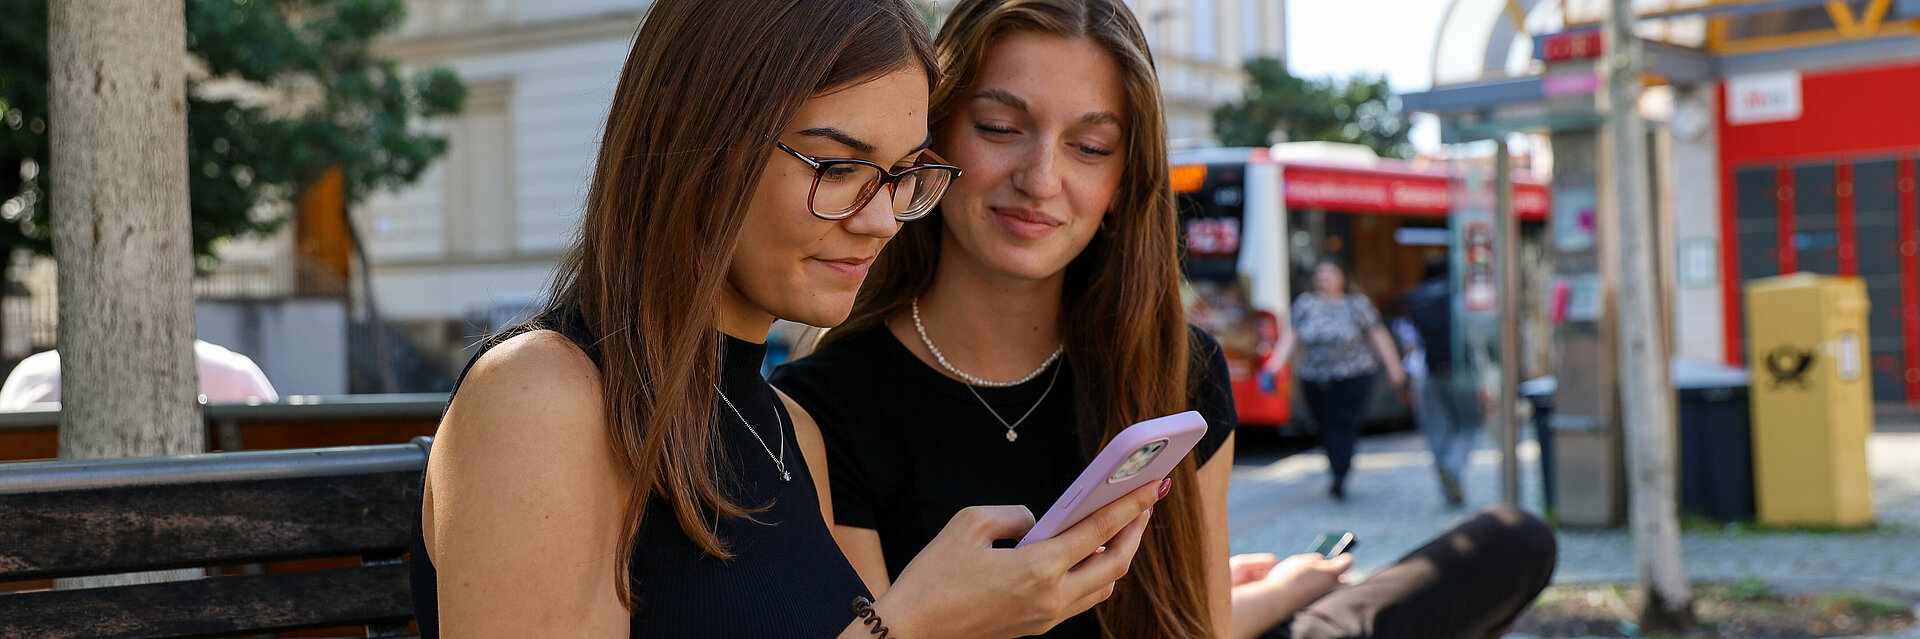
[781, 470, 792, 482]
[1005, 429, 1018, 442]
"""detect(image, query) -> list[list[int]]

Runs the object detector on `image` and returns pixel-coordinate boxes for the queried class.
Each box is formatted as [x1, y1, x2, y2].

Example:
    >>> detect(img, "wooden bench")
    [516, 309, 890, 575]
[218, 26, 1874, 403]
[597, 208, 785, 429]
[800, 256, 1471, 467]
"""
[0, 438, 432, 639]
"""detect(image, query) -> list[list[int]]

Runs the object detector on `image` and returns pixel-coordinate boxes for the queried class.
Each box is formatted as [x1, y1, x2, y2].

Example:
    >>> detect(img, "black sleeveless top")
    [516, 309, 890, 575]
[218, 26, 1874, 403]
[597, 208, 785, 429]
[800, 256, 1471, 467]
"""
[770, 325, 1236, 639]
[410, 308, 871, 637]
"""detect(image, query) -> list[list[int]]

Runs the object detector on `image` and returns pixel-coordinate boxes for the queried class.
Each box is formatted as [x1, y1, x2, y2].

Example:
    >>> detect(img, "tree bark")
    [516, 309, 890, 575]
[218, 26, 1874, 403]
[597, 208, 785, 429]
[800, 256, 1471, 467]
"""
[49, 3, 200, 460]
[1602, 0, 1694, 630]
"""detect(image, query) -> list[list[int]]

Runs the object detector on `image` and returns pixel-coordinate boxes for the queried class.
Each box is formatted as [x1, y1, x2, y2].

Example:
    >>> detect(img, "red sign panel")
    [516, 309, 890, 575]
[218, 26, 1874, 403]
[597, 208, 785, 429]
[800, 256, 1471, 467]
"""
[1282, 166, 1549, 220]
[1540, 30, 1604, 64]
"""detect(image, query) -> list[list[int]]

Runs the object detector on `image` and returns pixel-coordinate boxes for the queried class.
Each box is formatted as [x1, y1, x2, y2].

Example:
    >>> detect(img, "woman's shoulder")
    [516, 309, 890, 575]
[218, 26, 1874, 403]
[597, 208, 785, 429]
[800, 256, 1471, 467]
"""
[1183, 324, 1231, 392]
[462, 329, 602, 405]
[423, 329, 631, 635]
[771, 325, 894, 387]
[1186, 323, 1226, 361]
[439, 330, 610, 474]
[772, 324, 917, 447]
[1346, 293, 1382, 318]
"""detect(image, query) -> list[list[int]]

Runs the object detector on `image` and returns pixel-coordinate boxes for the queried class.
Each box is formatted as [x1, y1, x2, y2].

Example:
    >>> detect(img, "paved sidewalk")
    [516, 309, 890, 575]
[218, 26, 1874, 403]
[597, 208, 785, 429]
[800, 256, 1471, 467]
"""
[1227, 424, 1920, 635]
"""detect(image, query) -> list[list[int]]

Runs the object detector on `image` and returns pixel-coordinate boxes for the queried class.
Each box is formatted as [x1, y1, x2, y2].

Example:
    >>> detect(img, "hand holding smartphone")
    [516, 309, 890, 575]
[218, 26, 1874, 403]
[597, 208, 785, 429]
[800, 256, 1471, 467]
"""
[1308, 532, 1356, 558]
[1017, 411, 1208, 547]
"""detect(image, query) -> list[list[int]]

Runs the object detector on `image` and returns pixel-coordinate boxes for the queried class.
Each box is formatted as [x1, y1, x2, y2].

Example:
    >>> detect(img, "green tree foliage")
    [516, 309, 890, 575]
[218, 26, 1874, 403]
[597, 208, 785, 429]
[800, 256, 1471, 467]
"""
[0, 0, 464, 261]
[1213, 58, 1412, 159]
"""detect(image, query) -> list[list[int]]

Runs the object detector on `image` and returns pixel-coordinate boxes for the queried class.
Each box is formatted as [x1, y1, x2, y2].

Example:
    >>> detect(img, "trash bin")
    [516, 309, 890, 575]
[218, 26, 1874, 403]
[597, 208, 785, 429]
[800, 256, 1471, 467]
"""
[1746, 273, 1877, 528]
[1673, 359, 1753, 522]
[1527, 365, 1628, 527]
[1523, 358, 1757, 525]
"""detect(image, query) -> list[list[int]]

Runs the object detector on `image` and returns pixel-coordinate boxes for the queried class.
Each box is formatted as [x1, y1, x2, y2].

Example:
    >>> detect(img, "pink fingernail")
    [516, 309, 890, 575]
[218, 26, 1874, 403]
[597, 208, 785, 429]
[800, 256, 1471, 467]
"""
[1144, 506, 1154, 518]
[1094, 545, 1108, 554]
[1156, 478, 1173, 500]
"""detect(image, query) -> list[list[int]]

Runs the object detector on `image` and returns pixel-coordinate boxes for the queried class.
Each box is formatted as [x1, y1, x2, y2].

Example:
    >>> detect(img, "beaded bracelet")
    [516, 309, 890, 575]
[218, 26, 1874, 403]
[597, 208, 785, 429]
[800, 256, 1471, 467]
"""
[850, 595, 897, 638]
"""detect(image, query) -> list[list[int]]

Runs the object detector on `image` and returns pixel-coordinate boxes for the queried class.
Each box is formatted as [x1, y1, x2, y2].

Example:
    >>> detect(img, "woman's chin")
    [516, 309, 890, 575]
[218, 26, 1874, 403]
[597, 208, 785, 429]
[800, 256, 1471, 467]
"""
[775, 299, 854, 329]
[981, 253, 1072, 282]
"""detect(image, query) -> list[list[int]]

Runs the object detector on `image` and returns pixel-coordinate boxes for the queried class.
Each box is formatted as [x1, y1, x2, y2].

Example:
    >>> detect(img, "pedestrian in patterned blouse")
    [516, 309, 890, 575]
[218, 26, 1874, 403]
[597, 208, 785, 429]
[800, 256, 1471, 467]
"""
[1267, 258, 1407, 500]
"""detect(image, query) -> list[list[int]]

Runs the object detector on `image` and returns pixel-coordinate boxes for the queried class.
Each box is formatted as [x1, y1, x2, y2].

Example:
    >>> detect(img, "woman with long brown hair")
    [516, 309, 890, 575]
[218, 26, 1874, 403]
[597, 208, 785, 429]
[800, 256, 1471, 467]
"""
[410, 1, 1168, 637]
[773, 1, 1559, 638]
[773, 0, 1228, 636]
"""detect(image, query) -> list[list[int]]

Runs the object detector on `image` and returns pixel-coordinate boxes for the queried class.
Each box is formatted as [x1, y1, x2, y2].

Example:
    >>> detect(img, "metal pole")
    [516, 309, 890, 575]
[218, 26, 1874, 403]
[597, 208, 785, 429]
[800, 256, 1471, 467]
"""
[1603, 0, 1694, 628]
[1495, 138, 1521, 506]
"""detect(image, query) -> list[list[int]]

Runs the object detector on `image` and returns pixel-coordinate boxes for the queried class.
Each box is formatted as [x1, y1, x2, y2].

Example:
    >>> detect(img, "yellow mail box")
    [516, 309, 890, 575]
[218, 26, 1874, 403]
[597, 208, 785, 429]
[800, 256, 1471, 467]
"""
[1744, 273, 1875, 528]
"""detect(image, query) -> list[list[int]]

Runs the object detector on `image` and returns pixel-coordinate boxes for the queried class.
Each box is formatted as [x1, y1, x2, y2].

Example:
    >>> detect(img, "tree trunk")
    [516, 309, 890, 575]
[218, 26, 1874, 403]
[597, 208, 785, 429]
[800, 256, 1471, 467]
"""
[1602, 0, 1694, 630]
[49, 4, 199, 458]
[49, 0, 200, 590]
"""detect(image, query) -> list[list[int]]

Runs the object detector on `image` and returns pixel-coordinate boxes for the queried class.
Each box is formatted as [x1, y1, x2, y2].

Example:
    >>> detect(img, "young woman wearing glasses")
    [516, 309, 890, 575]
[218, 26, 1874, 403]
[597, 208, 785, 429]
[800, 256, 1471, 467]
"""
[409, 1, 1165, 637]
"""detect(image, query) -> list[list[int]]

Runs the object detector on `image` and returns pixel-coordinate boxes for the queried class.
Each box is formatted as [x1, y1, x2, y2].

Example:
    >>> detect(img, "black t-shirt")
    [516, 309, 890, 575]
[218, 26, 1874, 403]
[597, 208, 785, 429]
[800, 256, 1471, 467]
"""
[410, 308, 870, 638]
[770, 324, 1236, 639]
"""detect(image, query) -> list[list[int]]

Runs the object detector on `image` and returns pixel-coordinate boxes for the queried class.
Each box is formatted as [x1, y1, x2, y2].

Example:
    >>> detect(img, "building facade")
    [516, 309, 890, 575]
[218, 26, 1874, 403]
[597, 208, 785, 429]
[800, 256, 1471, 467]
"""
[1409, 0, 1920, 410]
[282, 0, 1288, 378]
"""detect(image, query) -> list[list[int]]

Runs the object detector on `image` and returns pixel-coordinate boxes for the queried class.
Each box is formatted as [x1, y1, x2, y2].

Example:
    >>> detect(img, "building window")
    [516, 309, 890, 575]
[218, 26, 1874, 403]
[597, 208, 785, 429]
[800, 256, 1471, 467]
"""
[1192, 0, 1218, 61]
[1240, 0, 1263, 60]
[444, 80, 516, 258]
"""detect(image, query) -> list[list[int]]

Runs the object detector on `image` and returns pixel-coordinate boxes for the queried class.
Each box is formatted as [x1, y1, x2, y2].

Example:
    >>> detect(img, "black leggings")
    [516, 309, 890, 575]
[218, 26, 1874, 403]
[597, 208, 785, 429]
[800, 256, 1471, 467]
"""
[1301, 374, 1375, 482]
[1268, 505, 1560, 639]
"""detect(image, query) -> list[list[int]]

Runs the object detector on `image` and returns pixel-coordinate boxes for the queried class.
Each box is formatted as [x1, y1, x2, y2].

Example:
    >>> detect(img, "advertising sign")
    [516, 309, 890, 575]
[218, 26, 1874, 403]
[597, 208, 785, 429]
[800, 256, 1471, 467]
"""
[1726, 71, 1803, 125]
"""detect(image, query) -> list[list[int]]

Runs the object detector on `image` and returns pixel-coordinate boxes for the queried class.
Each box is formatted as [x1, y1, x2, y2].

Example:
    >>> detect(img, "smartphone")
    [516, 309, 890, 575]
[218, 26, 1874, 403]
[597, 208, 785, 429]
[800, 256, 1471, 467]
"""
[1308, 532, 1356, 558]
[1016, 411, 1208, 547]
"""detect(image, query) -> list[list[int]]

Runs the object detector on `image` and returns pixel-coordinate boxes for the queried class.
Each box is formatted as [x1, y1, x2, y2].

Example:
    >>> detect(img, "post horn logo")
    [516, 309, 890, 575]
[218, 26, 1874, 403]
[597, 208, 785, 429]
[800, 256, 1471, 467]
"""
[1763, 346, 1816, 389]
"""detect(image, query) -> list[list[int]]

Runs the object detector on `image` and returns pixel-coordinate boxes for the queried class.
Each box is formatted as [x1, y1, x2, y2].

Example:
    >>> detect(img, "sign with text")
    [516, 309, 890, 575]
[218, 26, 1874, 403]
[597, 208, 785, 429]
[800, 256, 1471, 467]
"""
[1538, 29, 1604, 64]
[1727, 71, 1803, 125]
[1281, 166, 1550, 218]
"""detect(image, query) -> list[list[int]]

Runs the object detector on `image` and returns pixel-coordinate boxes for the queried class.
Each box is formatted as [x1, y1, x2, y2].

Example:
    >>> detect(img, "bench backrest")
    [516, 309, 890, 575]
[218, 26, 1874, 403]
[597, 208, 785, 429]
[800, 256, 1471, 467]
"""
[0, 438, 431, 639]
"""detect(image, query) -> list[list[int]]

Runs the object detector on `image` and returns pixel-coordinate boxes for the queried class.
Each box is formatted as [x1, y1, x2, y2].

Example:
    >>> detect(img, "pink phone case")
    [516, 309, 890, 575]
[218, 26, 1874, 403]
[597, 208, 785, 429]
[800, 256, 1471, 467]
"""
[1016, 411, 1208, 547]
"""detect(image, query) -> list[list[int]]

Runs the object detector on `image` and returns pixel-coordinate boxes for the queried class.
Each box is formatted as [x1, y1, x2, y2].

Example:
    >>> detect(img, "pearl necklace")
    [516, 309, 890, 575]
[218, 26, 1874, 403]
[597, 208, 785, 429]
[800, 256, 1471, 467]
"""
[911, 297, 1064, 388]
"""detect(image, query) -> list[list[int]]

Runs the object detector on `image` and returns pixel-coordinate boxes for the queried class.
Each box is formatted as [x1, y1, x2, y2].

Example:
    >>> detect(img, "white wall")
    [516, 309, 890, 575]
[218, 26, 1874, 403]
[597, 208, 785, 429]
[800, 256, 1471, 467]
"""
[368, 259, 557, 322]
[1669, 85, 1725, 363]
[362, 0, 1290, 326]
[358, 32, 629, 320]
[196, 299, 350, 396]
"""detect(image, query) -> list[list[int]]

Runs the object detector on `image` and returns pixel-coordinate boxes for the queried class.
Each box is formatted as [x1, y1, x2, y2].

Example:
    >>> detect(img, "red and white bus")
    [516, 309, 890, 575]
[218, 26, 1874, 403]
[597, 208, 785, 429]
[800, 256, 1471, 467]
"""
[1172, 143, 1550, 432]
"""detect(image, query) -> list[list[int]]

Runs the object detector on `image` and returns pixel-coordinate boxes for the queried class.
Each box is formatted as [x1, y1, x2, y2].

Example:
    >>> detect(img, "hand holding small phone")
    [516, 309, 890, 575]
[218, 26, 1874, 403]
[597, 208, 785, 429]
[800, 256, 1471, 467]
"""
[1308, 532, 1356, 558]
[1227, 549, 1355, 627]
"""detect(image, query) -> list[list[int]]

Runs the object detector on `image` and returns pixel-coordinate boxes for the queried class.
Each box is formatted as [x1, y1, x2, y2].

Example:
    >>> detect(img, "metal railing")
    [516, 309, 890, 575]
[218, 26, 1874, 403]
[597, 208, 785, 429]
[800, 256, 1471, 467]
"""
[0, 393, 448, 434]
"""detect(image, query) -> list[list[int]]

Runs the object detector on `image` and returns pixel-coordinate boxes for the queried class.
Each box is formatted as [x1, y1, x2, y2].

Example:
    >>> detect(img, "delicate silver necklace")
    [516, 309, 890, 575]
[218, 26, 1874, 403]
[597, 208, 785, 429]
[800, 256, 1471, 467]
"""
[911, 297, 1064, 387]
[966, 363, 1062, 442]
[715, 385, 789, 482]
[910, 297, 1065, 442]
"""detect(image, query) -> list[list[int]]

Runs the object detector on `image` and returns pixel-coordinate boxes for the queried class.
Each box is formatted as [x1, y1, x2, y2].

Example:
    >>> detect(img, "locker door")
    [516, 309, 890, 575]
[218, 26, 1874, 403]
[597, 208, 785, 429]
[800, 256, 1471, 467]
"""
[1853, 159, 1911, 403]
[1792, 163, 1840, 275]
[1734, 167, 1782, 364]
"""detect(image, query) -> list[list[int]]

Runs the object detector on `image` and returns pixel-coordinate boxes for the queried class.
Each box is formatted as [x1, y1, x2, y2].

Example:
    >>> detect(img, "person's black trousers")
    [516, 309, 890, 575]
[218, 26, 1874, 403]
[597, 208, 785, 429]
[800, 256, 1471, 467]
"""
[1265, 505, 1559, 639]
[1300, 374, 1376, 485]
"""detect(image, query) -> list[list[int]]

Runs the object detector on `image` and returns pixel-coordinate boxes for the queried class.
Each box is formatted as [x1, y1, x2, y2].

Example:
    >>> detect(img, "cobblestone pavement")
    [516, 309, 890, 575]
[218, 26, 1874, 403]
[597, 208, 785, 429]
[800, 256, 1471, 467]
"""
[1227, 423, 1920, 637]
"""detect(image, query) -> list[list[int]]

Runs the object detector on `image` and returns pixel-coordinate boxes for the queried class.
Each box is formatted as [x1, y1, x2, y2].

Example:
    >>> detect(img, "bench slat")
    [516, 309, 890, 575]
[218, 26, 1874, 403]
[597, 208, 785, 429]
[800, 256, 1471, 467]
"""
[0, 564, 412, 639]
[0, 470, 420, 580]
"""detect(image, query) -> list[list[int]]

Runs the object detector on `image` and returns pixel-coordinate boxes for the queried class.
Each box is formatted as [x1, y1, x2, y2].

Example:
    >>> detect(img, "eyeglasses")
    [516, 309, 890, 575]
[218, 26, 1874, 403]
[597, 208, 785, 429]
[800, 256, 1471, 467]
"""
[777, 142, 961, 221]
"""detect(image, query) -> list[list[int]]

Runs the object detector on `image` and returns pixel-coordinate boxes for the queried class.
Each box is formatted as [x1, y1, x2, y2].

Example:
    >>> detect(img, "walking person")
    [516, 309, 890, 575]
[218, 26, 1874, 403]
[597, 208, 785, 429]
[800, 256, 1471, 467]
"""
[1403, 258, 1482, 507]
[1269, 258, 1407, 500]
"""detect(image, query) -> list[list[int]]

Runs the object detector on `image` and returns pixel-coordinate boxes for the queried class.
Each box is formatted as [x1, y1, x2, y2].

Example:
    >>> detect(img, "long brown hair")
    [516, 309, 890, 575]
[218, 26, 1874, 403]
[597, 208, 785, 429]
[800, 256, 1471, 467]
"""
[830, 0, 1212, 636]
[536, 0, 935, 608]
